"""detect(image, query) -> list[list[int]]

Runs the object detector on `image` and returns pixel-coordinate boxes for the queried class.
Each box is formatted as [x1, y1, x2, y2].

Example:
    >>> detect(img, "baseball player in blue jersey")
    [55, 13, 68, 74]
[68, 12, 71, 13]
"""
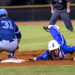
[0, 9, 21, 59]
[30, 25, 75, 61]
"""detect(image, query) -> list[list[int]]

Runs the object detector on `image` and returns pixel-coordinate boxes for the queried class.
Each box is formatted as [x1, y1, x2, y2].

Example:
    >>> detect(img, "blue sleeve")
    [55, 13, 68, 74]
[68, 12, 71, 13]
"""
[15, 25, 21, 39]
[36, 51, 52, 60]
[49, 26, 66, 46]
[11, 19, 21, 39]
[61, 46, 75, 54]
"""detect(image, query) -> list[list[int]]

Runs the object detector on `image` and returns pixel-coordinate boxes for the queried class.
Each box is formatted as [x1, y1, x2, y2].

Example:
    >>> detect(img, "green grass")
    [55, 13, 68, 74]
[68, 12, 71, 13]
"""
[0, 66, 75, 75]
[19, 25, 75, 51]
[19, 25, 52, 51]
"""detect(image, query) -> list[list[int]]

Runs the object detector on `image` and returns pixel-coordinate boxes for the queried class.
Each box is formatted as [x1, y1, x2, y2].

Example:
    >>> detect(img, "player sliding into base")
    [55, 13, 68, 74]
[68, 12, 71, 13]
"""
[30, 25, 75, 61]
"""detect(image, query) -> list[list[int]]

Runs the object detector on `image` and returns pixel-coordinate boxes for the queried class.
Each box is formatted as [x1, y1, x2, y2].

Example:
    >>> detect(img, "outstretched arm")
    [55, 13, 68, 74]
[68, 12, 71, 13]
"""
[29, 50, 52, 61]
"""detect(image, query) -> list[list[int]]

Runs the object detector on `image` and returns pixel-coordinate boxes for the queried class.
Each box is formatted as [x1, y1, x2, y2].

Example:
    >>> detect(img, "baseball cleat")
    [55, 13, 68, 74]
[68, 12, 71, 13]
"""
[43, 26, 49, 32]
[69, 29, 73, 32]
[8, 55, 16, 59]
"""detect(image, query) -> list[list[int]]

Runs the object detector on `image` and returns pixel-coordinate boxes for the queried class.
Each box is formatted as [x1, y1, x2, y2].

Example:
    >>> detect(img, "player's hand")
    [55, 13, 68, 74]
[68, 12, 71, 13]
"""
[67, 8, 70, 13]
[51, 9, 54, 14]
[18, 39, 21, 44]
[16, 45, 19, 49]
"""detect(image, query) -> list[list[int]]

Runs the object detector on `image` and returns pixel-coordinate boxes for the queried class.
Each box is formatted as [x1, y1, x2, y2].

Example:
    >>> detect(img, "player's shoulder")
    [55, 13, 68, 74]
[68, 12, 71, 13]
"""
[0, 17, 13, 21]
[2, 17, 14, 21]
[7, 17, 14, 22]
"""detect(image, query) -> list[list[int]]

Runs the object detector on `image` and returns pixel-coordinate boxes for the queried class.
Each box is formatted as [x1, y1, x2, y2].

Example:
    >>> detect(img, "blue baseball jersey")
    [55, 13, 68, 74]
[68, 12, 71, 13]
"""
[35, 25, 75, 61]
[36, 45, 75, 61]
[0, 17, 21, 40]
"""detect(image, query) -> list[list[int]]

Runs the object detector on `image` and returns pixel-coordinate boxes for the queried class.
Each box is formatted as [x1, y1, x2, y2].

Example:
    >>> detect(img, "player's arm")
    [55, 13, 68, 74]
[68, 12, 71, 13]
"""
[61, 45, 75, 54]
[15, 26, 21, 43]
[50, 0, 54, 14]
[11, 19, 22, 43]
[15, 25, 21, 49]
[50, 4, 54, 14]
[66, 0, 71, 13]
[29, 50, 52, 61]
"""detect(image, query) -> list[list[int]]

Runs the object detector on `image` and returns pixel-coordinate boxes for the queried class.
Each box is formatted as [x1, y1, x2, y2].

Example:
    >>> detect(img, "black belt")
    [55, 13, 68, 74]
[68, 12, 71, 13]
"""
[0, 39, 14, 42]
[9, 39, 14, 42]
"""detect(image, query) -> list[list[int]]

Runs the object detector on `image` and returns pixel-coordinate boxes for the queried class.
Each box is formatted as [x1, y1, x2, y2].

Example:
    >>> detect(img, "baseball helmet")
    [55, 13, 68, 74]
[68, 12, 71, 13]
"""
[0, 9, 8, 16]
[48, 40, 60, 51]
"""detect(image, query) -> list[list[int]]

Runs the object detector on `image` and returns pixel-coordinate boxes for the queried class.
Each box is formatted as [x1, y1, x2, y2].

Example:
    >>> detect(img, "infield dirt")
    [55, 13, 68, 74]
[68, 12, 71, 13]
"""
[0, 50, 75, 67]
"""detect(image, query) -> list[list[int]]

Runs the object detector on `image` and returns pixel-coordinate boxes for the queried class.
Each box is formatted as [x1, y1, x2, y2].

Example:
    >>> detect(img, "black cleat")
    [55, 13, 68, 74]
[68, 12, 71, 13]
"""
[70, 29, 73, 32]
[43, 26, 49, 32]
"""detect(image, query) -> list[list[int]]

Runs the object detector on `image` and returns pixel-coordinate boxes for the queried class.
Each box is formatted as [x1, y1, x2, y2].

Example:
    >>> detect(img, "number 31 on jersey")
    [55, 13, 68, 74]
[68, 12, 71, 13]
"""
[1, 21, 13, 29]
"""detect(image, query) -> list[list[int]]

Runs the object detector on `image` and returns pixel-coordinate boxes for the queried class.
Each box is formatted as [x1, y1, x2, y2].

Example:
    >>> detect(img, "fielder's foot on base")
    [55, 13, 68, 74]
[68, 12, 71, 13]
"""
[43, 26, 49, 32]
[8, 55, 16, 59]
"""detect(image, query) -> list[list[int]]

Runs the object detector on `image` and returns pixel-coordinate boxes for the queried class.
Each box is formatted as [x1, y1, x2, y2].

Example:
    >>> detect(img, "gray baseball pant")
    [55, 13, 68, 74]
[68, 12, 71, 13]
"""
[49, 9, 73, 31]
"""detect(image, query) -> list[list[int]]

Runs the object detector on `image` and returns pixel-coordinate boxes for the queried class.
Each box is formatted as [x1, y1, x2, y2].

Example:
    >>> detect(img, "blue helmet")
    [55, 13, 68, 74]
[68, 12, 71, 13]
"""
[0, 9, 8, 15]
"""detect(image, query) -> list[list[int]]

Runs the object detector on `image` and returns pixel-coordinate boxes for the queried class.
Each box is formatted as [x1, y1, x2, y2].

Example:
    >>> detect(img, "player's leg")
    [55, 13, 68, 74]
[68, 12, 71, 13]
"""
[0, 38, 18, 59]
[43, 9, 59, 32]
[60, 10, 73, 31]
[8, 38, 18, 59]
[49, 9, 59, 25]
[8, 49, 16, 59]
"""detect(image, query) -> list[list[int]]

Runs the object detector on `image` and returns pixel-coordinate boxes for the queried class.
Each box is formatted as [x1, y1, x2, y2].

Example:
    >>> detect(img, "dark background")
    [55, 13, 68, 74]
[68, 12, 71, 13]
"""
[0, 0, 75, 6]
[0, 0, 75, 21]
